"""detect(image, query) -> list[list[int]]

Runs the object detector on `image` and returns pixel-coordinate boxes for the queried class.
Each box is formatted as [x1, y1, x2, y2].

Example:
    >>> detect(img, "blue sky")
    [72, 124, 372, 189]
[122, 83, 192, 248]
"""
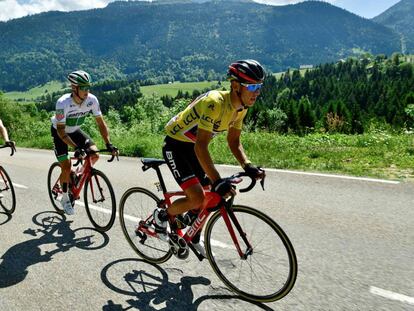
[0, 0, 402, 22]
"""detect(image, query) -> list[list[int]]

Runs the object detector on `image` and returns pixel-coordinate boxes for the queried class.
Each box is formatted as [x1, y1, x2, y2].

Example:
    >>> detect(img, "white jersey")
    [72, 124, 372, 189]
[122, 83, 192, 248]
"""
[51, 93, 102, 133]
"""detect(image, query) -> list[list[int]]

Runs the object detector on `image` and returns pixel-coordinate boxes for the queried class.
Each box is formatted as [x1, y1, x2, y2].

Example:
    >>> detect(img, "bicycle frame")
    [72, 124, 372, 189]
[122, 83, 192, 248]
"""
[137, 163, 253, 259]
[51, 155, 103, 204]
[70, 156, 93, 200]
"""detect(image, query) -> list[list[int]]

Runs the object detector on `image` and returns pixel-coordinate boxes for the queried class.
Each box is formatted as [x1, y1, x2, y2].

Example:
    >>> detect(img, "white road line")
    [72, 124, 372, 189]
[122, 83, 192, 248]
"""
[12, 182, 29, 189]
[219, 164, 400, 184]
[75, 201, 113, 214]
[0, 180, 28, 189]
[370, 286, 414, 305]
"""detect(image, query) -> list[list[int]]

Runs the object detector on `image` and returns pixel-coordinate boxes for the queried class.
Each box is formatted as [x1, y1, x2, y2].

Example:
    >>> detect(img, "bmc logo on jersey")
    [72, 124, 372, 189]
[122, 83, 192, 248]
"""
[56, 109, 64, 121]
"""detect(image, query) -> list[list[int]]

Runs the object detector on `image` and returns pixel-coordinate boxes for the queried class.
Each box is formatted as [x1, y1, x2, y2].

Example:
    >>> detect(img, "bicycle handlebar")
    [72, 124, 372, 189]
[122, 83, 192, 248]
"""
[0, 143, 16, 156]
[226, 168, 266, 193]
[73, 148, 119, 166]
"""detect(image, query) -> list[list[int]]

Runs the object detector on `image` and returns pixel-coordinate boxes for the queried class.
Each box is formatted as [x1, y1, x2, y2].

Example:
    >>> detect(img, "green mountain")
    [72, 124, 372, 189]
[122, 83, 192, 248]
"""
[373, 0, 414, 54]
[0, 0, 400, 91]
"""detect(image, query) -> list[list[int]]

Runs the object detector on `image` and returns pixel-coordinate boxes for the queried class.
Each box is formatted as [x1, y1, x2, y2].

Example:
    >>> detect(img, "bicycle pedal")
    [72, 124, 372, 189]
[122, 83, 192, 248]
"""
[169, 242, 189, 260]
[176, 247, 189, 260]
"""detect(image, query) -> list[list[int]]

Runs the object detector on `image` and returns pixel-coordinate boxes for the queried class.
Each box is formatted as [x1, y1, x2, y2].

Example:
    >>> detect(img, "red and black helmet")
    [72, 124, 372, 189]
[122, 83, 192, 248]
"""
[227, 59, 265, 84]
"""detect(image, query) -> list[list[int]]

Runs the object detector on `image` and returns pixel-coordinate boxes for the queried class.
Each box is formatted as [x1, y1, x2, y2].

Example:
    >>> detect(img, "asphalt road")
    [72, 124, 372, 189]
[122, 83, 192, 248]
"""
[0, 148, 413, 311]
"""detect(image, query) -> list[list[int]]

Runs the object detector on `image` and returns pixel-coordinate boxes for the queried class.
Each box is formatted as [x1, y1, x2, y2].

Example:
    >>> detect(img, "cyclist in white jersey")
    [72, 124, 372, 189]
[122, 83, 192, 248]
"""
[50, 70, 118, 215]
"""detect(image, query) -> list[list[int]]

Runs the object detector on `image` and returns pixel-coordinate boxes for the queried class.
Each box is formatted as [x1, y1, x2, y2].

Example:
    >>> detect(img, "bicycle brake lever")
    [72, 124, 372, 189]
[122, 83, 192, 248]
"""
[258, 167, 265, 191]
[73, 158, 83, 167]
[260, 176, 265, 191]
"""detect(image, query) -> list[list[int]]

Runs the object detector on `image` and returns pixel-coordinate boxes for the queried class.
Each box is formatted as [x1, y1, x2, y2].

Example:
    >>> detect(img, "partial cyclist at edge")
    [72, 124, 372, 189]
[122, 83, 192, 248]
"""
[0, 119, 16, 150]
[50, 70, 118, 215]
[153, 59, 266, 257]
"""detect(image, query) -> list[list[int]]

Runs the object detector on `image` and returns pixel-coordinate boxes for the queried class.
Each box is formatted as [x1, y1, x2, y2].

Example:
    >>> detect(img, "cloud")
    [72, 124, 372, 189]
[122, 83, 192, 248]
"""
[0, 0, 111, 22]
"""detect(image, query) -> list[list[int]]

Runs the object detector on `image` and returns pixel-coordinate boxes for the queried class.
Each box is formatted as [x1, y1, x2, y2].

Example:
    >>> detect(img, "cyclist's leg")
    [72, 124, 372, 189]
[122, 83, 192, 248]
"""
[168, 184, 205, 216]
[52, 126, 73, 214]
[162, 136, 206, 216]
[52, 126, 71, 187]
[69, 129, 97, 164]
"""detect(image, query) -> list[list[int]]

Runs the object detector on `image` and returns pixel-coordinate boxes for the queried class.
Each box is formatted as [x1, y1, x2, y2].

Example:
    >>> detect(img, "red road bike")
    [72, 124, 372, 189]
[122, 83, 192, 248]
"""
[119, 158, 297, 302]
[47, 149, 117, 232]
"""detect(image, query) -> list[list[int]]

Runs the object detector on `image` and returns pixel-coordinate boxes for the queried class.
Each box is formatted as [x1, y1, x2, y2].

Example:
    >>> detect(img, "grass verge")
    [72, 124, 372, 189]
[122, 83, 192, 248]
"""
[13, 131, 414, 181]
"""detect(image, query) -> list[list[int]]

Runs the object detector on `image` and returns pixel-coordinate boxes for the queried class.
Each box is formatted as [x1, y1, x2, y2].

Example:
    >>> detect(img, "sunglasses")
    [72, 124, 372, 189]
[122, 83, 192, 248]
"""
[78, 85, 90, 91]
[240, 83, 263, 92]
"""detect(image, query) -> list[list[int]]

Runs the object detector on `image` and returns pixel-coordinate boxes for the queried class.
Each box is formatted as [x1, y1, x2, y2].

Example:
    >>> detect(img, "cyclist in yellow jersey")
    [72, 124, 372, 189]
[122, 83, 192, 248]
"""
[0, 119, 15, 150]
[154, 59, 266, 257]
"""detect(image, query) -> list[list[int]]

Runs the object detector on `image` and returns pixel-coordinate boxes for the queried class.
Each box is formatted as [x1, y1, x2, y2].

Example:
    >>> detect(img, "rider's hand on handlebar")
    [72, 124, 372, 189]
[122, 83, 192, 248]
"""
[74, 147, 86, 159]
[212, 178, 236, 198]
[106, 143, 119, 157]
[243, 163, 265, 180]
[5, 140, 16, 151]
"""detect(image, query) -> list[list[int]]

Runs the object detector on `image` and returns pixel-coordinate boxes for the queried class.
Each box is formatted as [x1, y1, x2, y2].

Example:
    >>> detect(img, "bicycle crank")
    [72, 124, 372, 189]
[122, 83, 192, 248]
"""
[169, 233, 189, 260]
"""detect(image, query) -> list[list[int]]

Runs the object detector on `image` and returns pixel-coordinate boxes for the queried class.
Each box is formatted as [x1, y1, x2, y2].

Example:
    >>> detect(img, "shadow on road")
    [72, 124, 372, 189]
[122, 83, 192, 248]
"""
[101, 258, 275, 311]
[0, 211, 109, 288]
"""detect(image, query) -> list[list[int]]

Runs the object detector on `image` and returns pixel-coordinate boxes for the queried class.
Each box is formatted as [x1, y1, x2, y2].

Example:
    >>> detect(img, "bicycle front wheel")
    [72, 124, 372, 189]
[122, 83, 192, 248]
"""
[204, 205, 297, 303]
[0, 166, 16, 214]
[83, 169, 116, 232]
[119, 187, 172, 264]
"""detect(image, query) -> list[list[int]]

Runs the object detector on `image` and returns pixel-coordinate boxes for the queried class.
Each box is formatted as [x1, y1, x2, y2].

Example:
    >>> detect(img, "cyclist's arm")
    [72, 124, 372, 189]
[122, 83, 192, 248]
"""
[194, 128, 221, 183]
[227, 127, 251, 168]
[95, 115, 111, 145]
[56, 123, 77, 148]
[0, 119, 10, 142]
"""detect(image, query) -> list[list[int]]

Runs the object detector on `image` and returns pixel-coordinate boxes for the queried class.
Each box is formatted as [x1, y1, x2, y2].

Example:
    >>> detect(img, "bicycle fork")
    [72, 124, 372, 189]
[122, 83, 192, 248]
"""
[221, 205, 253, 260]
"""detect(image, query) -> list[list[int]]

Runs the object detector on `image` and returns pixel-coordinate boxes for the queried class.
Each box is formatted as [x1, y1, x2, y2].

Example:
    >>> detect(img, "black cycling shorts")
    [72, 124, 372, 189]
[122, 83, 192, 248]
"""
[162, 136, 210, 190]
[51, 126, 94, 162]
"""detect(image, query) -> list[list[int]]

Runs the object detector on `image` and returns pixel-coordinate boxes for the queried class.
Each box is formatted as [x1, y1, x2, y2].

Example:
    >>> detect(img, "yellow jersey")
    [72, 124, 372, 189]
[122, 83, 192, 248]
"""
[165, 90, 247, 143]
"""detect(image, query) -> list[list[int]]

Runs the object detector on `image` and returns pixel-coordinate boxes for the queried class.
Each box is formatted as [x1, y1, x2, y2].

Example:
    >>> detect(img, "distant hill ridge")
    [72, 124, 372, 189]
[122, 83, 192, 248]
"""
[0, 0, 400, 91]
[373, 0, 414, 54]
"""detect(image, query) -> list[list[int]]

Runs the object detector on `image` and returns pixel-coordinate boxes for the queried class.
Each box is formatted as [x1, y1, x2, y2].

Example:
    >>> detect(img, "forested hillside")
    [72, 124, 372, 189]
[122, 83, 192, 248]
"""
[252, 54, 414, 134]
[33, 54, 414, 135]
[0, 0, 400, 91]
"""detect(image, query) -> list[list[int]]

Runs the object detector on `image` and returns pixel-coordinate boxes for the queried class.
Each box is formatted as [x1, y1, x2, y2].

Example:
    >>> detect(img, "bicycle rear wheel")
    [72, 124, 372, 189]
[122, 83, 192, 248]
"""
[0, 166, 16, 214]
[204, 205, 297, 302]
[47, 162, 64, 214]
[83, 169, 116, 232]
[119, 187, 172, 264]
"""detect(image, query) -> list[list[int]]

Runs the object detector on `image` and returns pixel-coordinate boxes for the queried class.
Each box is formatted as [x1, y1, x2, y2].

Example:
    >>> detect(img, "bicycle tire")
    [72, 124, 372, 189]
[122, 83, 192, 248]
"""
[204, 205, 297, 302]
[46, 162, 65, 214]
[83, 169, 116, 232]
[0, 166, 16, 215]
[119, 187, 172, 264]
